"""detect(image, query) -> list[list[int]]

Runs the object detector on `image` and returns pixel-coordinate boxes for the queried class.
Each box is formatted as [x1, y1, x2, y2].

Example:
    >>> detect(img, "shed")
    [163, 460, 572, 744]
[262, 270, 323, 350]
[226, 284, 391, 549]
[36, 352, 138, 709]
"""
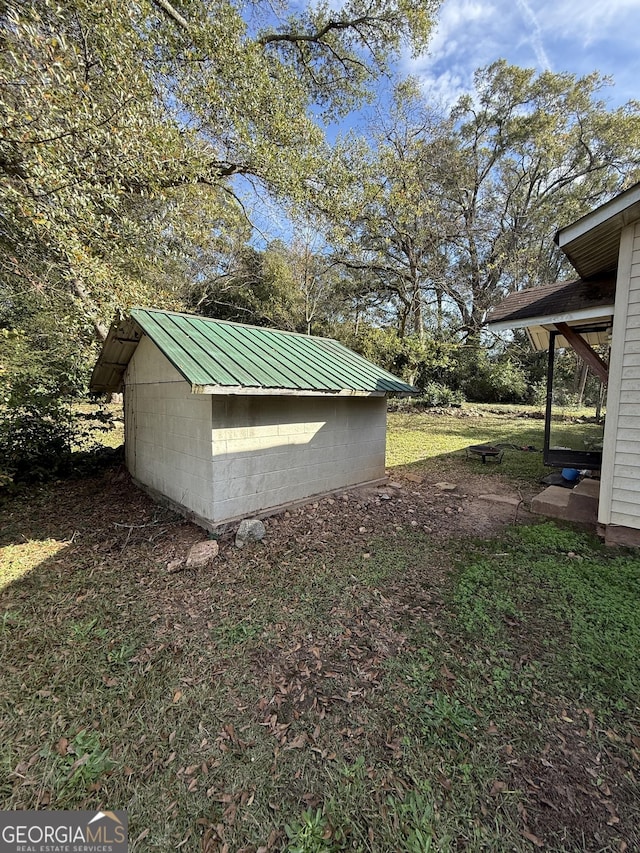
[486, 182, 640, 545]
[90, 309, 415, 530]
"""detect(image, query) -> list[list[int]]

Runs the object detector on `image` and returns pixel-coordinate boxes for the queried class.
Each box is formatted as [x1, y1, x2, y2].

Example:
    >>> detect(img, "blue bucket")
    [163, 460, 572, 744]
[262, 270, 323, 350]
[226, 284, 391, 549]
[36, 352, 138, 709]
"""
[562, 468, 580, 482]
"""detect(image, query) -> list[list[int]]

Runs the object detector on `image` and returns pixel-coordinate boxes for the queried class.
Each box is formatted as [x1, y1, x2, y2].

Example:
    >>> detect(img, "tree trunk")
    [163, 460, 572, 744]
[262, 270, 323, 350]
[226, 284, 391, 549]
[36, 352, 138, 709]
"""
[71, 278, 109, 342]
[576, 360, 589, 406]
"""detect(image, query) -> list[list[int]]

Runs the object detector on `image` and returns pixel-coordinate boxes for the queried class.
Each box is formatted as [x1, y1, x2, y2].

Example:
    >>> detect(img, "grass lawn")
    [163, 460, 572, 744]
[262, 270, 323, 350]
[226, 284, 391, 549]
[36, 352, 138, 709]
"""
[1, 407, 638, 852]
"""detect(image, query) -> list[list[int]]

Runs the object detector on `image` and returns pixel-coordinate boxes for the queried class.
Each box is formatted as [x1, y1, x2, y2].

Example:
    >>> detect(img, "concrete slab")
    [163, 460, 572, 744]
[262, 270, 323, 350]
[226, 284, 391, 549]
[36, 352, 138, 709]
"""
[478, 494, 522, 506]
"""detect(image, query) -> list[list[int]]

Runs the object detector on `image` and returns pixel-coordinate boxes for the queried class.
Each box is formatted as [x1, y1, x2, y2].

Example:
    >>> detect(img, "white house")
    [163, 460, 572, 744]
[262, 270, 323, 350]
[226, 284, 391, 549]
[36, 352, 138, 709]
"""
[90, 309, 415, 530]
[487, 182, 640, 546]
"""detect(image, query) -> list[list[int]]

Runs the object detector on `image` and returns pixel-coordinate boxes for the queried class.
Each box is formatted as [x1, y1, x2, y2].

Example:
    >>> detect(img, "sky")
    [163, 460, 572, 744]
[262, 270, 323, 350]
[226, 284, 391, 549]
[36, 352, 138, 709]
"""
[248, 0, 640, 243]
[404, 0, 640, 109]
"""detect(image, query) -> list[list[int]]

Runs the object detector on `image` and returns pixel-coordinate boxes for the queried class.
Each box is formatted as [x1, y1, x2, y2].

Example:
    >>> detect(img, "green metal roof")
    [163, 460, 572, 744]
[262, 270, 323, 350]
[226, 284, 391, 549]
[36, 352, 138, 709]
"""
[90, 309, 416, 397]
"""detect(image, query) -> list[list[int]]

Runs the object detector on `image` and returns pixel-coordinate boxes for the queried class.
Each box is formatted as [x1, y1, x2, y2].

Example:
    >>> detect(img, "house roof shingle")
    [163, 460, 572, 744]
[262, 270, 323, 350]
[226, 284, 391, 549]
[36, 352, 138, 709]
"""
[485, 277, 616, 327]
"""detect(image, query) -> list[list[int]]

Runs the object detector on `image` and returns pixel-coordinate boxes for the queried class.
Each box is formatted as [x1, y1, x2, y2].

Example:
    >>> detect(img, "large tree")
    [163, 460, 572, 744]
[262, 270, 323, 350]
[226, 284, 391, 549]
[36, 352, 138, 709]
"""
[333, 62, 640, 340]
[1, 0, 439, 349]
[441, 61, 640, 335]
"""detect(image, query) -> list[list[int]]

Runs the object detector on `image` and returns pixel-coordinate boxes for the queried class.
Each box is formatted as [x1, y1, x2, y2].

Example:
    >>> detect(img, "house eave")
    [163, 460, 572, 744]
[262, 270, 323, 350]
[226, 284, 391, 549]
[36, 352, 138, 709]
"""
[487, 304, 615, 336]
[555, 183, 640, 278]
[191, 384, 395, 398]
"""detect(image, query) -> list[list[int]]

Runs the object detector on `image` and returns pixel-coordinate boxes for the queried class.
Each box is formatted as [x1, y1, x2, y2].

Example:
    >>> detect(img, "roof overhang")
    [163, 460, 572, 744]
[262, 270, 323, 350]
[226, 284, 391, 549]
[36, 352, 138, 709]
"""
[488, 307, 614, 352]
[525, 322, 611, 352]
[89, 314, 142, 393]
[192, 385, 388, 397]
[555, 182, 640, 279]
[485, 276, 615, 351]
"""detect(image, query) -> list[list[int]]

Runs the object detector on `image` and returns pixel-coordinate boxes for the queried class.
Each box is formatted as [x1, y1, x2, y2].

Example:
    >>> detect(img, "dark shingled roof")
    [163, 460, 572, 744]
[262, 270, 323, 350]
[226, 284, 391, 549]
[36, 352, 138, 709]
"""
[486, 277, 616, 326]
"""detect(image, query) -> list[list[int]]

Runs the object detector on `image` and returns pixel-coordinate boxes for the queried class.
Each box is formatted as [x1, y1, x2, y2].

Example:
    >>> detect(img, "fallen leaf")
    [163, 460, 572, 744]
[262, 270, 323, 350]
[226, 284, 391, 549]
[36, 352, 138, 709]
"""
[521, 830, 544, 847]
[173, 689, 183, 703]
[56, 737, 69, 756]
[489, 780, 507, 796]
[286, 733, 308, 750]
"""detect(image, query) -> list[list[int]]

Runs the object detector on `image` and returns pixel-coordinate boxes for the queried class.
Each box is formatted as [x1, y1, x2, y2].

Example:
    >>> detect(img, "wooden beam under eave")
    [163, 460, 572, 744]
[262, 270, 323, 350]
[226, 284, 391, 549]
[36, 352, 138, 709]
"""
[555, 322, 609, 384]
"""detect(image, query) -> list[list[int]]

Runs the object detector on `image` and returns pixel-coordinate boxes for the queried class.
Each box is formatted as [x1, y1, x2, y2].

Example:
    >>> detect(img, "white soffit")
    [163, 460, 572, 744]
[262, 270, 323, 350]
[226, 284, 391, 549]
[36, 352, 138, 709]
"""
[488, 305, 614, 337]
[556, 184, 640, 279]
[526, 324, 612, 352]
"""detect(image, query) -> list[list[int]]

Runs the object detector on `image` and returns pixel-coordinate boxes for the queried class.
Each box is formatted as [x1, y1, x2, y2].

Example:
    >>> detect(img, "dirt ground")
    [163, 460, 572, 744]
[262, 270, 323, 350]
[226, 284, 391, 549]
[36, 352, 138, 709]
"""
[164, 467, 536, 565]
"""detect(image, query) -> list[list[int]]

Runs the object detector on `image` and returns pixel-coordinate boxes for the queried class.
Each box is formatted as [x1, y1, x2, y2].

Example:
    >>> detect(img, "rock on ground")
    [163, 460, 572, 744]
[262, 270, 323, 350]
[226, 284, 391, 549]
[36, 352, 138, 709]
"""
[235, 518, 266, 548]
[186, 540, 219, 567]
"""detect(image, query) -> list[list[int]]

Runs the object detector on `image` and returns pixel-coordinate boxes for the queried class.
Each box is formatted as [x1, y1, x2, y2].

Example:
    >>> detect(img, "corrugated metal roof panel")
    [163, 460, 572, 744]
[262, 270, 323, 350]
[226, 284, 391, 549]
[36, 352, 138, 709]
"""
[91, 309, 416, 396]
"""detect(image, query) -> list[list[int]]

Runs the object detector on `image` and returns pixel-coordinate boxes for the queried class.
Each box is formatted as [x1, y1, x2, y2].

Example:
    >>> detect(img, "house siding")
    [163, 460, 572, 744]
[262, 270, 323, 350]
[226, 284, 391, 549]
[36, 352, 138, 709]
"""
[210, 395, 387, 523]
[600, 221, 640, 528]
[124, 336, 213, 520]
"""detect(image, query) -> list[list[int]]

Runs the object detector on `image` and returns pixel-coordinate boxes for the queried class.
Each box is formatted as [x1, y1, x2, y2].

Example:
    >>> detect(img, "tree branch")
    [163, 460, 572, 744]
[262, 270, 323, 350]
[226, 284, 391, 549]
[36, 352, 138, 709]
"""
[259, 15, 377, 46]
[151, 0, 190, 32]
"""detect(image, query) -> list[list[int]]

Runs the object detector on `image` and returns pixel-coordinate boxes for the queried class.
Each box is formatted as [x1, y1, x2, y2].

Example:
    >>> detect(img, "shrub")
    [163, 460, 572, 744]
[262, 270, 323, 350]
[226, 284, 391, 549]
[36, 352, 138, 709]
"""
[0, 396, 76, 483]
[0, 393, 118, 485]
[452, 347, 528, 403]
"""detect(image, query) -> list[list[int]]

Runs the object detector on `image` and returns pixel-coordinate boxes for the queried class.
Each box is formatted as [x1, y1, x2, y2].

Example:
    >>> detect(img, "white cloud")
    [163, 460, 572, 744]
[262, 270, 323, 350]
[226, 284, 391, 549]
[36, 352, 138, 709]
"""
[539, 0, 640, 45]
[401, 0, 637, 109]
[515, 0, 551, 70]
[416, 67, 473, 110]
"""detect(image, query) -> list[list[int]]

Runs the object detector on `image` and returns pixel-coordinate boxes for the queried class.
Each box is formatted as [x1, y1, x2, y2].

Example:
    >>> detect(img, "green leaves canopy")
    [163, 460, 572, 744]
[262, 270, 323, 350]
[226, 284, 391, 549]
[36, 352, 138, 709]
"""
[0, 0, 438, 348]
[331, 62, 640, 339]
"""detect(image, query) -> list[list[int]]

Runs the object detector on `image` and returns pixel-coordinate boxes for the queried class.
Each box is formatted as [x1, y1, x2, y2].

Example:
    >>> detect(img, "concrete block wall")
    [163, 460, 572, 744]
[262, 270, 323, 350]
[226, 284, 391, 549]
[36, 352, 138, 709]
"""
[124, 336, 213, 519]
[210, 394, 387, 523]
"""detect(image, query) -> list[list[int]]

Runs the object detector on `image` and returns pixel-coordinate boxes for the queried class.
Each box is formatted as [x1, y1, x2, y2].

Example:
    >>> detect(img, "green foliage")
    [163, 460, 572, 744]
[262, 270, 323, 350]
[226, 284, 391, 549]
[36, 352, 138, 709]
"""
[418, 691, 477, 747]
[42, 729, 115, 802]
[454, 522, 640, 708]
[0, 379, 117, 485]
[389, 384, 464, 410]
[391, 785, 438, 853]
[349, 327, 454, 387]
[452, 347, 528, 403]
[0, 397, 75, 483]
[285, 809, 335, 853]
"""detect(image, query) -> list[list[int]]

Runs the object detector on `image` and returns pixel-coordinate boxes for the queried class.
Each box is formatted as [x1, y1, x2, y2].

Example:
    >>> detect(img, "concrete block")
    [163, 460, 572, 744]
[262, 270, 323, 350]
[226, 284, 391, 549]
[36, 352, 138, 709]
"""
[604, 524, 640, 548]
[572, 478, 600, 498]
[531, 483, 599, 525]
[531, 486, 571, 518]
[567, 479, 600, 524]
